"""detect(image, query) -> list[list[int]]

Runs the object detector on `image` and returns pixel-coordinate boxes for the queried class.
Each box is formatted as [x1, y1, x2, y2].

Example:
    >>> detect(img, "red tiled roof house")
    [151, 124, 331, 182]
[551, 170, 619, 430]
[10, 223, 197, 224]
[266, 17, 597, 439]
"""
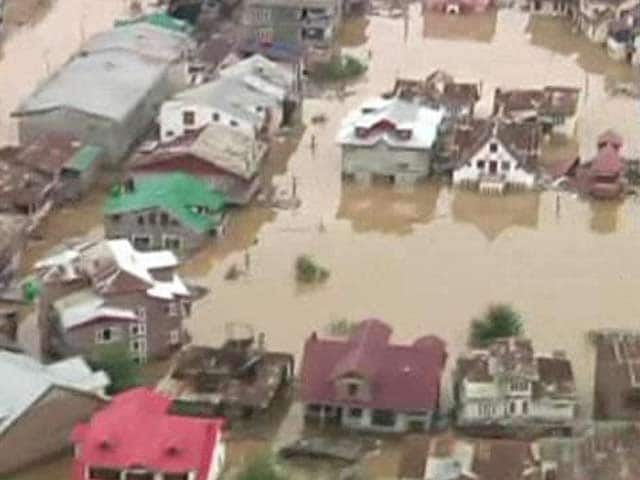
[299, 319, 447, 433]
[71, 388, 226, 480]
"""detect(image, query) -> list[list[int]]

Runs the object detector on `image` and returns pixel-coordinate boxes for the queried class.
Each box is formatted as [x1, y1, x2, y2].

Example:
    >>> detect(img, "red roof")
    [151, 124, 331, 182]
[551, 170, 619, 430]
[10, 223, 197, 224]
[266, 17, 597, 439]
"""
[300, 319, 447, 411]
[591, 145, 623, 176]
[71, 388, 224, 480]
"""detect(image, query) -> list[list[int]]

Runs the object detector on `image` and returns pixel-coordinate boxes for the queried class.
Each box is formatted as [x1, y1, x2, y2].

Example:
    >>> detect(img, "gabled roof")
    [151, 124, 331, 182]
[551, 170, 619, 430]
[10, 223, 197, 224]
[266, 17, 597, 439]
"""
[72, 388, 224, 480]
[0, 351, 108, 435]
[104, 173, 227, 234]
[53, 289, 138, 330]
[115, 13, 195, 35]
[337, 97, 445, 149]
[300, 319, 447, 410]
[589, 145, 623, 176]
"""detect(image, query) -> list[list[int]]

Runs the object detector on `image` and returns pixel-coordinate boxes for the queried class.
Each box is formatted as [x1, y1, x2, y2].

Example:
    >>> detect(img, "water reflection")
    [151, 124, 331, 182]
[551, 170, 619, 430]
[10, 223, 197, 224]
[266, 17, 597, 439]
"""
[423, 11, 497, 43]
[337, 182, 441, 235]
[451, 189, 541, 240]
[589, 199, 623, 234]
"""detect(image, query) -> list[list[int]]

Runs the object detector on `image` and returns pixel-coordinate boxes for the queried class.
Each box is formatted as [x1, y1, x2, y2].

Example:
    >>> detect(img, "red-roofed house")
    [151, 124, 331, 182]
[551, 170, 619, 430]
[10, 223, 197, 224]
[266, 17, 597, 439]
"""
[575, 130, 626, 199]
[71, 388, 226, 480]
[299, 319, 447, 433]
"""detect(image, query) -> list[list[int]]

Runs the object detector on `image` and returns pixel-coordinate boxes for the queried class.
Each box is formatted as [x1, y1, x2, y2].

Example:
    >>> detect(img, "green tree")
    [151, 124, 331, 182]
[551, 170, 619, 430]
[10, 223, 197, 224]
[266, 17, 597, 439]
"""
[469, 304, 524, 348]
[92, 343, 141, 395]
[236, 455, 288, 480]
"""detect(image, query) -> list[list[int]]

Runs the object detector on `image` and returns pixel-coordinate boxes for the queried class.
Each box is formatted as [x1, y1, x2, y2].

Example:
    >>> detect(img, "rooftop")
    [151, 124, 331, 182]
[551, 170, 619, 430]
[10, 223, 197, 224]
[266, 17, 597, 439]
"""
[300, 319, 447, 411]
[114, 13, 195, 35]
[63, 145, 105, 173]
[104, 173, 227, 234]
[0, 351, 109, 435]
[71, 388, 224, 478]
[493, 86, 580, 118]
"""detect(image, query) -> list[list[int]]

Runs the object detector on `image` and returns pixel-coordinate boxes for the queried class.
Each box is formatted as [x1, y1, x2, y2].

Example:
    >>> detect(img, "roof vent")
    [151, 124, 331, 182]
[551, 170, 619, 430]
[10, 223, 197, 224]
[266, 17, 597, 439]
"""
[98, 439, 113, 451]
[166, 446, 181, 456]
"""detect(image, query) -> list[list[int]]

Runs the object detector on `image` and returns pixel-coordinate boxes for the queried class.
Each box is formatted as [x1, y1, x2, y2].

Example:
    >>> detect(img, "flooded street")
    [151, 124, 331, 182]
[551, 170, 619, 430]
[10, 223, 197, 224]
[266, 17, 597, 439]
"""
[5, 1, 640, 479]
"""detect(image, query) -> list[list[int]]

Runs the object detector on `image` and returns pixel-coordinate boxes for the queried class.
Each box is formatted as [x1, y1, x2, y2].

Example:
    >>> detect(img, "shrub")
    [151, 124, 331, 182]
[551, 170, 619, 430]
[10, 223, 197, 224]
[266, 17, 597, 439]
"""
[295, 255, 330, 284]
[314, 54, 367, 82]
[469, 304, 524, 348]
[91, 343, 142, 395]
[236, 454, 288, 480]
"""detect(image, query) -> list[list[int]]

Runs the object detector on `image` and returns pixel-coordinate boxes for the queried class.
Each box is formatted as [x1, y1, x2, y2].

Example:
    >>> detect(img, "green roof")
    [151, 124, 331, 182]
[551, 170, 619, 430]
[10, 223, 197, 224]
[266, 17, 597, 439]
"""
[114, 13, 195, 34]
[65, 145, 104, 172]
[104, 173, 227, 234]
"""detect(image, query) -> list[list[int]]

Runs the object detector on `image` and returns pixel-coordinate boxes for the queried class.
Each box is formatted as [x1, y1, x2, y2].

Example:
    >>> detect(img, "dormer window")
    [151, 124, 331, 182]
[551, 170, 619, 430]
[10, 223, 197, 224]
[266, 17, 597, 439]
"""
[489, 142, 498, 153]
[88, 467, 121, 480]
[355, 127, 368, 138]
[397, 129, 412, 140]
[348, 382, 359, 397]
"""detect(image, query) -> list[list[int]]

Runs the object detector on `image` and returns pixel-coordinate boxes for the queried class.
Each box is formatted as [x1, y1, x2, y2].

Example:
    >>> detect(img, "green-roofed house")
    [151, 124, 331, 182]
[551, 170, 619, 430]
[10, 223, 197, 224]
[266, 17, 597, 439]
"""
[59, 145, 106, 202]
[104, 173, 228, 253]
[114, 13, 195, 35]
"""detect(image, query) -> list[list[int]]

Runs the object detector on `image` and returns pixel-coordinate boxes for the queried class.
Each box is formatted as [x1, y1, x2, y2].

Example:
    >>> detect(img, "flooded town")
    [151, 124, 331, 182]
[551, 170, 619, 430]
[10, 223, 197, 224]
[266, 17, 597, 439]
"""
[1, 0, 640, 478]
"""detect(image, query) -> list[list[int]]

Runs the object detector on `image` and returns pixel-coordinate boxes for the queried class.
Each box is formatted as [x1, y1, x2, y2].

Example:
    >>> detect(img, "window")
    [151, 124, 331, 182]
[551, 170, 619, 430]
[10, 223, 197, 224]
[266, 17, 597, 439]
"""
[476, 160, 485, 169]
[160, 213, 169, 226]
[166, 130, 175, 138]
[166, 302, 179, 317]
[229, 120, 239, 127]
[182, 300, 192, 317]
[256, 105, 264, 113]
[212, 112, 220, 122]
[349, 407, 363, 418]
[170, 329, 181, 345]
[132, 236, 151, 251]
[511, 380, 528, 392]
[347, 383, 359, 397]
[89, 468, 121, 480]
[95, 327, 120, 344]
[164, 235, 182, 251]
[307, 404, 322, 413]
[398, 162, 410, 171]
[183, 111, 196, 126]
[257, 28, 273, 43]
[522, 401, 529, 415]
[126, 472, 153, 480]
[371, 409, 396, 427]
[479, 402, 494, 417]
[149, 212, 157, 226]
[129, 322, 146, 337]
[501, 161, 511, 171]
[111, 214, 121, 223]
[396, 129, 412, 140]
[489, 142, 498, 153]
[137, 215, 145, 226]
[164, 474, 190, 480]
[252, 7, 271, 22]
[135, 306, 147, 322]
[509, 401, 516, 415]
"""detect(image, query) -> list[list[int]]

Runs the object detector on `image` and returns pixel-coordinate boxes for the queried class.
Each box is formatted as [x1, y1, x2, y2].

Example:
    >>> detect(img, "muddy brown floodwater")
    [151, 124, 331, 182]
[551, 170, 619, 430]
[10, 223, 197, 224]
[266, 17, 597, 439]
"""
[6, 2, 640, 480]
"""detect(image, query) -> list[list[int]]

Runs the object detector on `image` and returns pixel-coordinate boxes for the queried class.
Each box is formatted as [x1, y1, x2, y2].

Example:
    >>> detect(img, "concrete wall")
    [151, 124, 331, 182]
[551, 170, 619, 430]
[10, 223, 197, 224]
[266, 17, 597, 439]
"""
[342, 144, 432, 185]
[104, 206, 223, 254]
[53, 292, 189, 361]
[305, 404, 433, 433]
[0, 388, 105, 475]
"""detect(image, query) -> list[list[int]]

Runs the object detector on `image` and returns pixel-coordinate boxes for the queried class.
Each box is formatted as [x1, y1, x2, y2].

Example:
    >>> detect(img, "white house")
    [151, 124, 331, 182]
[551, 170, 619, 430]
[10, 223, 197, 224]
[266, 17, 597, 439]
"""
[451, 119, 540, 194]
[159, 54, 298, 143]
[455, 337, 577, 434]
[336, 97, 445, 186]
[578, 0, 640, 43]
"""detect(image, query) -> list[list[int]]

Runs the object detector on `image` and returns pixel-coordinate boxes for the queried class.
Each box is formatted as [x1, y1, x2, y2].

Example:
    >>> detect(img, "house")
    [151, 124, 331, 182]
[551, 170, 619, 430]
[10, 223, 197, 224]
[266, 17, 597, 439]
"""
[130, 123, 268, 205]
[12, 24, 194, 164]
[159, 330, 294, 418]
[607, 16, 638, 61]
[300, 318, 447, 433]
[242, 0, 343, 61]
[591, 330, 640, 420]
[59, 146, 107, 203]
[337, 97, 446, 185]
[390, 70, 482, 118]
[454, 337, 577, 436]
[0, 351, 109, 475]
[0, 215, 27, 291]
[71, 388, 226, 480]
[159, 55, 299, 143]
[36, 239, 195, 362]
[493, 86, 580, 136]
[451, 119, 541, 194]
[578, 0, 639, 43]
[574, 130, 626, 199]
[424, 0, 492, 14]
[397, 434, 557, 480]
[104, 173, 228, 254]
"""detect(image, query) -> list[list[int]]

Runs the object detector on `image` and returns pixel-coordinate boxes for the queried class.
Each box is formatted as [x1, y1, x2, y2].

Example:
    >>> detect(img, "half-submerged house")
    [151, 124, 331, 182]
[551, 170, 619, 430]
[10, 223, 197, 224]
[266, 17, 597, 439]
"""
[574, 130, 626, 199]
[337, 97, 445, 185]
[71, 388, 226, 480]
[424, 0, 493, 14]
[454, 337, 577, 436]
[451, 119, 541, 193]
[104, 173, 228, 254]
[0, 351, 109, 475]
[300, 319, 447, 433]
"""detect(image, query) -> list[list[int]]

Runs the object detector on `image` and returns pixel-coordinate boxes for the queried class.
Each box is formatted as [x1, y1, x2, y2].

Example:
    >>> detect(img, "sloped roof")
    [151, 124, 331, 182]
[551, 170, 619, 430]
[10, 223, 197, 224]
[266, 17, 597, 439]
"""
[115, 13, 195, 34]
[72, 388, 224, 480]
[105, 173, 227, 233]
[53, 289, 138, 331]
[590, 145, 624, 176]
[300, 319, 447, 410]
[0, 351, 108, 435]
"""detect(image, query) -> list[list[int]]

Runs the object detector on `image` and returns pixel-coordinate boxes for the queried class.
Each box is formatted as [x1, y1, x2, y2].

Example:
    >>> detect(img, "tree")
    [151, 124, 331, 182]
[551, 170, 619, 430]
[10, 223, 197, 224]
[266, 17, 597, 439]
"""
[91, 343, 142, 395]
[469, 304, 524, 348]
[236, 454, 288, 480]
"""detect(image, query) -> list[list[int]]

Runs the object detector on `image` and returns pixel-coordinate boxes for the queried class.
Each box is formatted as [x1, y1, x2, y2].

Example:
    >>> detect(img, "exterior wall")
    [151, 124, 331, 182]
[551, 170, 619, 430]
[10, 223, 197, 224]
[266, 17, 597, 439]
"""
[58, 156, 104, 203]
[160, 100, 259, 143]
[0, 388, 105, 475]
[206, 441, 226, 480]
[104, 206, 224, 254]
[342, 144, 432, 185]
[424, 0, 492, 13]
[53, 292, 189, 361]
[452, 140, 536, 190]
[607, 36, 629, 61]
